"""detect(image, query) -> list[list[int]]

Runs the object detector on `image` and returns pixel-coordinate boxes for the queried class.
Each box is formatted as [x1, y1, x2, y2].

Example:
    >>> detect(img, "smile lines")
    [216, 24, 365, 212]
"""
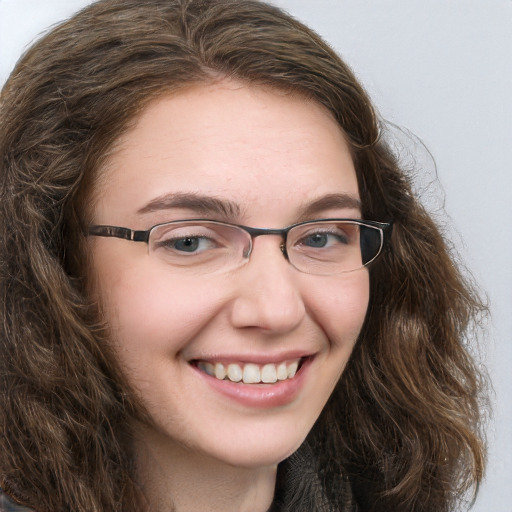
[196, 358, 301, 384]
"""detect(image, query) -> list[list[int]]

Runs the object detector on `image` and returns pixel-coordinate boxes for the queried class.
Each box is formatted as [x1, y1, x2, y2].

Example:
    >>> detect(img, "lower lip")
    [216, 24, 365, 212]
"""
[191, 358, 312, 408]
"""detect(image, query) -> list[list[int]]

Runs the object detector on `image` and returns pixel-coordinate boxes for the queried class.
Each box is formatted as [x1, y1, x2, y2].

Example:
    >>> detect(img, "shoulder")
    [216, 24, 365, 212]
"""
[0, 489, 35, 512]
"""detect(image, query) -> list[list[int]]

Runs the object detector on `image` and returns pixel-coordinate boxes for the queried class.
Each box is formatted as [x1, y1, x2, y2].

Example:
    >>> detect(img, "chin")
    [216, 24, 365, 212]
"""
[207, 428, 309, 470]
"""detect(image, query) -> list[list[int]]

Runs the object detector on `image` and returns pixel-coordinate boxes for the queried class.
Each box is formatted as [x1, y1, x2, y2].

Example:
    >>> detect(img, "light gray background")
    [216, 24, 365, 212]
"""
[1, 1, 510, 510]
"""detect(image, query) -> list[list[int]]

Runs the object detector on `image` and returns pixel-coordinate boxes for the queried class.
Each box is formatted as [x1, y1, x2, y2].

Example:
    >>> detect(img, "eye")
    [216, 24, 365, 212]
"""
[299, 231, 348, 248]
[164, 236, 217, 253]
[152, 224, 225, 256]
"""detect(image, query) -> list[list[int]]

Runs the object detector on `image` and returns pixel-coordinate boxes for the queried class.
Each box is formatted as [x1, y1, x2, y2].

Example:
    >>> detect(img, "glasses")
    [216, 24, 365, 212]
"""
[87, 218, 392, 275]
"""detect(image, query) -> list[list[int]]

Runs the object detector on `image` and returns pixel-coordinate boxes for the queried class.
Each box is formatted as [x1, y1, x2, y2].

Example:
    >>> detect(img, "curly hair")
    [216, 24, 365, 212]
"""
[0, 0, 486, 511]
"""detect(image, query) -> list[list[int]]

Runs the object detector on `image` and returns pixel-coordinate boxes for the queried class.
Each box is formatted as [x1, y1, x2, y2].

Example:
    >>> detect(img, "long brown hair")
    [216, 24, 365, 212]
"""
[0, 1, 486, 511]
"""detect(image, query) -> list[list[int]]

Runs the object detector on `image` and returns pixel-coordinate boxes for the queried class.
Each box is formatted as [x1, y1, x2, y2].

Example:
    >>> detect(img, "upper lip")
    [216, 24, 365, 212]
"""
[188, 350, 315, 365]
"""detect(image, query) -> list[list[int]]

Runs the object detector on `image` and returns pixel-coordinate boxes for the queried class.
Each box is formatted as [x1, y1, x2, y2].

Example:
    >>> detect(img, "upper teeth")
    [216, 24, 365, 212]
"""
[197, 359, 300, 384]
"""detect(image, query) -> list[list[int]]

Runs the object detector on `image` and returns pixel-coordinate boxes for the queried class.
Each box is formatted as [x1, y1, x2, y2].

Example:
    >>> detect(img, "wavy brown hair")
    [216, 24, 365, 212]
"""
[0, 0, 486, 511]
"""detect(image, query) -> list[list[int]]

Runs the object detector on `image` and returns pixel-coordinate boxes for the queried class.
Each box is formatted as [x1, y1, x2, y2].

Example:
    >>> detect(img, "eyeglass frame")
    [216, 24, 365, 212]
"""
[87, 218, 393, 274]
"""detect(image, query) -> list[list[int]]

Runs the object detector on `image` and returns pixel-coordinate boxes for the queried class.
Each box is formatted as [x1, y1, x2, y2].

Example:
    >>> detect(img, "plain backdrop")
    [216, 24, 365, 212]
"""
[1, 1, 511, 510]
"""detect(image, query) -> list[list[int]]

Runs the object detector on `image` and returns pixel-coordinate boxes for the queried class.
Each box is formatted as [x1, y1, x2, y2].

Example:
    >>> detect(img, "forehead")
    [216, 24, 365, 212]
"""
[91, 80, 359, 226]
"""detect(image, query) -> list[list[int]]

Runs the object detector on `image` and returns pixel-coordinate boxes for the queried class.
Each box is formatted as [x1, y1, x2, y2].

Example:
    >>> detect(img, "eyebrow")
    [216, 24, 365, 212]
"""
[297, 193, 362, 220]
[137, 191, 361, 220]
[137, 192, 241, 218]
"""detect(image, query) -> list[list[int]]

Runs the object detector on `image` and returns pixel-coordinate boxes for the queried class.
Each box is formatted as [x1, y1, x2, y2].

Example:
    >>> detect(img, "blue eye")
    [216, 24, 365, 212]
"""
[161, 236, 217, 253]
[301, 232, 348, 248]
[173, 237, 200, 252]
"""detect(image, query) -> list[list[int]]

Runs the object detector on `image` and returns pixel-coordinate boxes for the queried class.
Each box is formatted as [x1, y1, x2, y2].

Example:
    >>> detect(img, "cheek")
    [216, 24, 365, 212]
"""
[90, 247, 223, 357]
[308, 271, 370, 347]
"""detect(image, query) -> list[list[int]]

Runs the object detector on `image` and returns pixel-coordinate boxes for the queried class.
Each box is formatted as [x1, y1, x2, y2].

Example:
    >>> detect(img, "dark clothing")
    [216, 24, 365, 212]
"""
[0, 490, 33, 512]
[271, 442, 358, 512]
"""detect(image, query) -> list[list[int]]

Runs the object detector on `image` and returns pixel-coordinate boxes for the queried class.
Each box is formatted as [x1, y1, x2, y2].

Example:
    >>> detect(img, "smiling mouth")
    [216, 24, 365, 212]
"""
[193, 358, 305, 384]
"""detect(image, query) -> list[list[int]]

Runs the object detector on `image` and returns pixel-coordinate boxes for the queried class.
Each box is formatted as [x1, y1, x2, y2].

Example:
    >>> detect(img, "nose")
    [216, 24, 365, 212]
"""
[228, 237, 306, 333]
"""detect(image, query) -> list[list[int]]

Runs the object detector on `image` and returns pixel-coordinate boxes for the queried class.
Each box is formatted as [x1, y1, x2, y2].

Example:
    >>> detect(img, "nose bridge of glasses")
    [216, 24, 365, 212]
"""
[243, 226, 289, 259]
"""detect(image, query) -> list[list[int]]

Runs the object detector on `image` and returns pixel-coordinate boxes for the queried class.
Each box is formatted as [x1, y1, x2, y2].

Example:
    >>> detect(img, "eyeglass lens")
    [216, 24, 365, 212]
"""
[147, 220, 383, 275]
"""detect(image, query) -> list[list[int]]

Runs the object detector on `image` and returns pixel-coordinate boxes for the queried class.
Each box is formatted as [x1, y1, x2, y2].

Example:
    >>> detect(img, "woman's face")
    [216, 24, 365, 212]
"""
[88, 81, 369, 469]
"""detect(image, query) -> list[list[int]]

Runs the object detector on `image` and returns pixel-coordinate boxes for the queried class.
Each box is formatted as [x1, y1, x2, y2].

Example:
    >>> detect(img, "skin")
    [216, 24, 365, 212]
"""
[88, 80, 370, 512]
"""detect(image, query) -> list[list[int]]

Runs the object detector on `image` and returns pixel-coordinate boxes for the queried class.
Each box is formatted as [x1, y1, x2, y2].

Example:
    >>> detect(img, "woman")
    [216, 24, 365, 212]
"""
[0, 0, 486, 511]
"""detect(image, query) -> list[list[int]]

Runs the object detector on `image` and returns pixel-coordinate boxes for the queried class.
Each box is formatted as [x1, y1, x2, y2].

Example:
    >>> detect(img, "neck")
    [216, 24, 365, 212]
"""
[133, 425, 277, 512]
